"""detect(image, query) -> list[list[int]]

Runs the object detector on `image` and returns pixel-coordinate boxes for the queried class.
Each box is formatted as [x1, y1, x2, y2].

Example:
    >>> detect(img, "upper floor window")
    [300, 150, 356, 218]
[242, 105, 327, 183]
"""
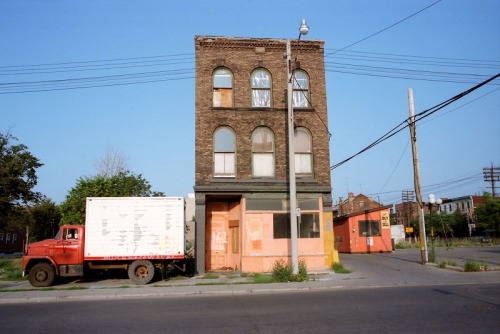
[213, 68, 233, 107]
[214, 127, 236, 177]
[251, 69, 272, 107]
[293, 70, 309, 108]
[295, 127, 312, 174]
[252, 127, 275, 177]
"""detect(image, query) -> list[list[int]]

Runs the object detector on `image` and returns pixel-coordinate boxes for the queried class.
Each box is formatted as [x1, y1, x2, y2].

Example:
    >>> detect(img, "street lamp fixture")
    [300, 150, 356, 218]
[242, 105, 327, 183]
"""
[428, 194, 442, 262]
[287, 19, 309, 274]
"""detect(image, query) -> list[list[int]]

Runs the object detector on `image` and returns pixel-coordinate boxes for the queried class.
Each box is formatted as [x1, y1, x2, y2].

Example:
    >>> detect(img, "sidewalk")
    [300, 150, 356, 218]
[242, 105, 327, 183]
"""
[1, 246, 499, 304]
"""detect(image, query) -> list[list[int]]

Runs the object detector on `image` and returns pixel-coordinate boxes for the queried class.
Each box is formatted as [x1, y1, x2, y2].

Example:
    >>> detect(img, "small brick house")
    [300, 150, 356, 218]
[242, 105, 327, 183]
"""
[333, 193, 392, 253]
[193, 36, 336, 274]
[0, 227, 24, 255]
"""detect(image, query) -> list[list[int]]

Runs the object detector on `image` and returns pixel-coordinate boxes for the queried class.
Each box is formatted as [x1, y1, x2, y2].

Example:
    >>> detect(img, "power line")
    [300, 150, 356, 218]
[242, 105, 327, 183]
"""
[330, 73, 500, 171]
[325, 0, 443, 56]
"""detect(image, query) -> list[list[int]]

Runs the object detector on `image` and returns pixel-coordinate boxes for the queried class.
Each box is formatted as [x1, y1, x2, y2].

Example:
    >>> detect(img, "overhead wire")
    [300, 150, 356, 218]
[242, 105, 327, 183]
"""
[330, 73, 500, 171]
[325, 0, 443, 56]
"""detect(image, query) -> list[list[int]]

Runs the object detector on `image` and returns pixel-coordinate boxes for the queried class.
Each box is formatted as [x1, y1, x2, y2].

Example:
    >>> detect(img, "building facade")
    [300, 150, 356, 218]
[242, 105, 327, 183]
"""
[194, 36, 335, 274]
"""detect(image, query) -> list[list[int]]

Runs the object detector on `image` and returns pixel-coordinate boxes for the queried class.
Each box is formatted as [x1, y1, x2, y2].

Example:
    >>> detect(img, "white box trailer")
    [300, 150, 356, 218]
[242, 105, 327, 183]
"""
[85, 197, 185, 260]
[22, 196, 188, 287]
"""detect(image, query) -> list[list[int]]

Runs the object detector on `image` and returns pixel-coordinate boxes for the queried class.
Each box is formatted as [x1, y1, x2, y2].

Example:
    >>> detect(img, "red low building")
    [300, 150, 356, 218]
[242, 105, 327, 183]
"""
[333, 193, 393, 253]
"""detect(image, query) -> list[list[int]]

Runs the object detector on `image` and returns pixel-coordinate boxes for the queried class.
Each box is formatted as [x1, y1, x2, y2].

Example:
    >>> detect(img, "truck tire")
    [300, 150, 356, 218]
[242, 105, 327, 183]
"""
[29, 263, 55, 287]
[128, 260, 155, 285]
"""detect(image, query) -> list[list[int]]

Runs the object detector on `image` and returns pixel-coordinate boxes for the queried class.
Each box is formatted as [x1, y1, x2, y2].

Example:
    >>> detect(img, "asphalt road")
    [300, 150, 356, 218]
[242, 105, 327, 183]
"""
[1, 283, 499, 333]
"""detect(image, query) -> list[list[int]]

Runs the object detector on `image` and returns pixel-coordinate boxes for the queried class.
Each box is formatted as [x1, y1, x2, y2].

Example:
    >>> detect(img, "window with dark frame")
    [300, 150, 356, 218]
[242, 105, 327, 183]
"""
[273, 213, 320, 239]
[358, 220, 381, 237]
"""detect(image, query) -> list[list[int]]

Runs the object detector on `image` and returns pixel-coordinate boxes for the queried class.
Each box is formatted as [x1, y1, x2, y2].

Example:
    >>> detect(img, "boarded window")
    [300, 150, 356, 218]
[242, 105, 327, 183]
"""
[213, 68, 233, 107]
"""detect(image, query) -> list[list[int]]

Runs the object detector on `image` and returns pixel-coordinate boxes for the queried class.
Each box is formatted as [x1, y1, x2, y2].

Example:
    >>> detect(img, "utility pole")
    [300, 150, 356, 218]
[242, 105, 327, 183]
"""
[483, 164, 500, 197]
[402, 189, 415, 228]
[408, 88, 428, 264]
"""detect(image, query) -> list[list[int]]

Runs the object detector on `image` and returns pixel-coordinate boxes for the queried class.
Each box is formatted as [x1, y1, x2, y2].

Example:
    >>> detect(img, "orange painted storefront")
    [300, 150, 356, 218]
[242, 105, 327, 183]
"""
[334, 208, 392, 253]
[205, 197, 335, 273]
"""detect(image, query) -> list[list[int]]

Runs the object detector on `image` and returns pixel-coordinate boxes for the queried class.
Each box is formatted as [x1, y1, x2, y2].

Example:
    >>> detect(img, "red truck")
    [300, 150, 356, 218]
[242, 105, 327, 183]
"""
[23, 197, 186, 287]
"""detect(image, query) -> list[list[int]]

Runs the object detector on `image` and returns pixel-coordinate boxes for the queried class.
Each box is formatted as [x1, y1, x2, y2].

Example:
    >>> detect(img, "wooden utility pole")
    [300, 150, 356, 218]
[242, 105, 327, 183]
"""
[408, 88, 428, 264]
[483, 164, 500, 197]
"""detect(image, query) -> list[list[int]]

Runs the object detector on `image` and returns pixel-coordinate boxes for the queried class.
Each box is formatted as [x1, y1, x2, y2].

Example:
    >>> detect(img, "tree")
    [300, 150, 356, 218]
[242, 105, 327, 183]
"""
[59, 171, 164, 225]
[95, 146, 129, 178]
[26, 197, 61, 242]
[473, 193, 500, 236]
[0, 132, 43, 228]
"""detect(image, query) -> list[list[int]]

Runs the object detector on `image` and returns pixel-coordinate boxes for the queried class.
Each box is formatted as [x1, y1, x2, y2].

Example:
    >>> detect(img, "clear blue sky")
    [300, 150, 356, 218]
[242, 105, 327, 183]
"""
[2, 1, 499, 205]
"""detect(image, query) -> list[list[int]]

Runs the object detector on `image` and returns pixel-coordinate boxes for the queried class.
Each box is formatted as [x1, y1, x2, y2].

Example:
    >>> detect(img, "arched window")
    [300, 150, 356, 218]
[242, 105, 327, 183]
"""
[214, 127, 236, 177]
[293, 70, 309, 108]
[294, 127, 312, 174]
[251, 68, 272, 107]
[252, 127, 275, 177]
[213, 68, 233, 107]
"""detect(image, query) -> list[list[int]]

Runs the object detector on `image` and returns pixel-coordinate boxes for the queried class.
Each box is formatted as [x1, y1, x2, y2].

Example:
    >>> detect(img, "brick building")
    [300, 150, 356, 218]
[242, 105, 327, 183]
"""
[193, 36, 336, 274]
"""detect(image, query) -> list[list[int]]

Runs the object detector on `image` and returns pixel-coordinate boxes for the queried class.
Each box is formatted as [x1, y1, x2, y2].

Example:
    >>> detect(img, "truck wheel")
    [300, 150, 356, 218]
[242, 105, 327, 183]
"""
[29, 263, 55, 287]
[128, 260, 155, 285]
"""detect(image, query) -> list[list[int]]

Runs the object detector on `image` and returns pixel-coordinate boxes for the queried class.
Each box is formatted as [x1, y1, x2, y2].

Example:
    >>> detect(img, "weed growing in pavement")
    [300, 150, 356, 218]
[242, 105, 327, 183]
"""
[464, 260, 487, 272]
[331, 262, 352, 274]
[271, 258, 308, 282]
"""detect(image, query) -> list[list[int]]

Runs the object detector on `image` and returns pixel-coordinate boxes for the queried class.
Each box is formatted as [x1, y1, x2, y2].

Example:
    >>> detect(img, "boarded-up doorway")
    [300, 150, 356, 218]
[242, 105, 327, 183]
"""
[205, 201, 241, 271]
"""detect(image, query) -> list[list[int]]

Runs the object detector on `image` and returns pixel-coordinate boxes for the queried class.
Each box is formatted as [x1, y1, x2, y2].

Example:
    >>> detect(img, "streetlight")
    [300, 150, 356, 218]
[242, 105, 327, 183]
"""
[428, 194, 442, 262]
[287, 19, 309, 274]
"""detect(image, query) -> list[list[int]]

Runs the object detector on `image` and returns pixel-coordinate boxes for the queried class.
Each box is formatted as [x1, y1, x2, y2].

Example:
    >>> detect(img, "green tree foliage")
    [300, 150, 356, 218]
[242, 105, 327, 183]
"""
[59, 171, 164, 225]
[0, 132, 43, 228]
[473, 193, 500, 236]
[26, 197, 61, 242]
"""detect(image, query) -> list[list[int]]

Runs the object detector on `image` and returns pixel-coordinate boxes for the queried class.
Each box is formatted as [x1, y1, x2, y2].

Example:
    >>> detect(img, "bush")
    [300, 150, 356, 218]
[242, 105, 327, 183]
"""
[271, 258, 308, 282]
[464, 260, 482, 272]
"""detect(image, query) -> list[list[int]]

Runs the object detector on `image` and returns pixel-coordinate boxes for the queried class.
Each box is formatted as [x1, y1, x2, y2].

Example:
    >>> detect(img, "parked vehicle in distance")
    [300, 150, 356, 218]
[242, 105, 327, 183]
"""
[23, 197, 187, 287]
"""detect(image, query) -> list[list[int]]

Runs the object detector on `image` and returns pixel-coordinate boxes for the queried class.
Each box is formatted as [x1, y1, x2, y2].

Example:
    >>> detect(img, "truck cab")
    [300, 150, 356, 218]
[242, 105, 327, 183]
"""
[23, 225, 85, 287]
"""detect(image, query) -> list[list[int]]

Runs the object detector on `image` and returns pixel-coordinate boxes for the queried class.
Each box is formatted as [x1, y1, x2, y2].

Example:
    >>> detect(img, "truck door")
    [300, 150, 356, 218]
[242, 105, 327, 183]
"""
[49, 227, 82, 265]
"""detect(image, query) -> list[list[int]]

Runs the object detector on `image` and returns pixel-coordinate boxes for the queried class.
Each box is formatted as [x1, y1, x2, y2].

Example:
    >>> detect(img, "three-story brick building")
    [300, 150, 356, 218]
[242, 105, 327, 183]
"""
[194, 36, 336, 274]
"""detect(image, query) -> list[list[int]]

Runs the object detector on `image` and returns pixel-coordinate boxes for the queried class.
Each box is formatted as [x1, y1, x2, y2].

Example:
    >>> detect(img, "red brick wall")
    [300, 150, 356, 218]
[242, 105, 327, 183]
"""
[194, 36, 331, 189]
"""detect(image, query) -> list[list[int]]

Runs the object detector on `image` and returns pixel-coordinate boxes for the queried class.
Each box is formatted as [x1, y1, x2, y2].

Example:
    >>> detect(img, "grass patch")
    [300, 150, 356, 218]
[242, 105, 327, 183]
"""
[331, 262, 352, 274]
[395, 242, 419, 249]
[438, 259, 458, 268]
[251, 274, 275, 284]
[200, 273, 220, 279]
[0, 257, 24, 281]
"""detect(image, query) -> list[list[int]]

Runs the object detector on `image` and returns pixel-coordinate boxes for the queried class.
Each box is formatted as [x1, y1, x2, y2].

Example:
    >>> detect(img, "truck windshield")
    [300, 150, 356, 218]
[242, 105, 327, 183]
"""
[54, 230, 61, 240]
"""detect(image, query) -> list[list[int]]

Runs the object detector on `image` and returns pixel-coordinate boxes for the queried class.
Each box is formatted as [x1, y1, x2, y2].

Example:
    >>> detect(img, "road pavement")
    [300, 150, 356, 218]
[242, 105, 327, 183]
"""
[0, 246, 499, 304]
